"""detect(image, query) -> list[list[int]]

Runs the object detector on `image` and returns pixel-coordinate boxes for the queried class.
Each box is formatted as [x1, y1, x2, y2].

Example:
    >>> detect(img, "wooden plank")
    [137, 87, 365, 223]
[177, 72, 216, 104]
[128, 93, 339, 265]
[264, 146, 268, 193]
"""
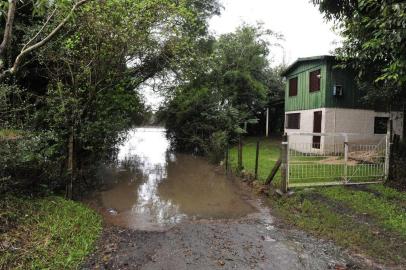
[265, 158, 281, 185]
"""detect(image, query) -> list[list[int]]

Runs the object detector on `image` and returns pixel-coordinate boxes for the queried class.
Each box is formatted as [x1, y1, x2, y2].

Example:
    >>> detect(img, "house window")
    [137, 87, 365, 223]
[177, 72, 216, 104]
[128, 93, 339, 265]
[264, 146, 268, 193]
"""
[309, 69, 321, 92]
[374, 117, 389, 134]
[286, 113, 300, 129]
[289, 77, 298, 97]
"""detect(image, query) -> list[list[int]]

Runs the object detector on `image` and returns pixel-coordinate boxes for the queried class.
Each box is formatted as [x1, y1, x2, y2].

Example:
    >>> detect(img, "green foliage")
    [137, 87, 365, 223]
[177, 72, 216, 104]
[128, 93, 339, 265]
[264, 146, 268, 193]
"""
[160, 24, 284, 158]
[0, 0, 220, 193]
[0, 132, 65, 193]
[0, 195, 102, 269]
[314, 0, 406, 105]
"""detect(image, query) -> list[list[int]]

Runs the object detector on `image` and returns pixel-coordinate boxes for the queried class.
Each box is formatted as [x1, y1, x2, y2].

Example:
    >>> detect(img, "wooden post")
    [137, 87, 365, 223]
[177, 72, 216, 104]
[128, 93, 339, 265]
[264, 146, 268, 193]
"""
[265, 158, 281, 184]
[254, 140, 260, 179]
[225, 144, 229, 175]
[280, 134, 288, 193]
[238, 137, 243, 172]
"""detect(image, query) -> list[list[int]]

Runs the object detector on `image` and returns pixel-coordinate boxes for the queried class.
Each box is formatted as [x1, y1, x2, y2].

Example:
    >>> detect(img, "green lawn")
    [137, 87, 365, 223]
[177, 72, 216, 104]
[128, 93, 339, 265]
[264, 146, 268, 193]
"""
[271, 184, 406, 266]
[0, 196, 102, 269]
[228, 137, 384, 187]
[228, 137, 282, 185]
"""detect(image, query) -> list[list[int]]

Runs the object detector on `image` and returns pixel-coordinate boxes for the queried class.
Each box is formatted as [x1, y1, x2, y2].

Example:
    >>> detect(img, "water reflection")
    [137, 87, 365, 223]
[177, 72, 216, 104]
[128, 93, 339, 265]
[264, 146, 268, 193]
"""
[89, 127, 254, 230]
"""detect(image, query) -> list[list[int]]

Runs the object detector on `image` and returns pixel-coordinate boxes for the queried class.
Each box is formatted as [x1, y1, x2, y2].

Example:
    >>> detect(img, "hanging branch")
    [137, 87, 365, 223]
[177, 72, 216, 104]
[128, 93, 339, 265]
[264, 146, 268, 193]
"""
[0, 0, 92, 81]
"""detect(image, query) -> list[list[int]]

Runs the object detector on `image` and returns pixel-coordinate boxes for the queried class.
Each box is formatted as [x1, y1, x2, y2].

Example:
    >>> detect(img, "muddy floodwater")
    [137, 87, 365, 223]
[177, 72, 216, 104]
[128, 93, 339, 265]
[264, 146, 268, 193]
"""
[87, 127, 255, 230]
[84, 127, 369, 269]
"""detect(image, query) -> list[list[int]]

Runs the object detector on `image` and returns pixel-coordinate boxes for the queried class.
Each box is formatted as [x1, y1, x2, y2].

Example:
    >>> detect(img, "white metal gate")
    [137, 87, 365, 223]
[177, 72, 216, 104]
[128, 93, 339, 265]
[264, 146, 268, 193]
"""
[286, 133, 389, 187]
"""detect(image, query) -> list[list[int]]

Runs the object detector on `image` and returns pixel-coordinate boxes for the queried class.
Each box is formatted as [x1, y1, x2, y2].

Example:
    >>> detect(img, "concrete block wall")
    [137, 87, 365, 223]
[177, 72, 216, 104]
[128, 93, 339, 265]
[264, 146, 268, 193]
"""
[285, 108, 404, 154]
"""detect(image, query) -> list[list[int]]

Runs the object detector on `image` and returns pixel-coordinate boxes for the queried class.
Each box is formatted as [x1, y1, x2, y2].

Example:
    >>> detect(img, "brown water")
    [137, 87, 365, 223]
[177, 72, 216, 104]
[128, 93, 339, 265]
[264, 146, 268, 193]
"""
[87, 127, 255, 230]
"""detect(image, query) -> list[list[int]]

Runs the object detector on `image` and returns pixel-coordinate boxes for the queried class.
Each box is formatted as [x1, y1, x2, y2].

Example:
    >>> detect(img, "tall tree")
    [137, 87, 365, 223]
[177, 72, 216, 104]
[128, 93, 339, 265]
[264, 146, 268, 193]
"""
[313, 0, 406, 106]
[160, 24, 283, 160]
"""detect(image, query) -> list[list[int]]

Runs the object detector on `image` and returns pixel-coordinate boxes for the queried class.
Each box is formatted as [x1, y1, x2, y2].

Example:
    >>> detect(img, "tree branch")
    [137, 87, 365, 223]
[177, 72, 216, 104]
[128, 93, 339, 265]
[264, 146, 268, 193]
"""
[0, 0, 17, 64]
[0, 0, 91, 80]
[21, 8, 58, 52]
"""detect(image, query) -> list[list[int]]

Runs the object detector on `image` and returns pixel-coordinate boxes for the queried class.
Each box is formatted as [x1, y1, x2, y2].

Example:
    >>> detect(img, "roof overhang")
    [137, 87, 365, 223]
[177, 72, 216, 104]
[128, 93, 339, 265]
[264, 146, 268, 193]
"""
[281, 55, 336, 77]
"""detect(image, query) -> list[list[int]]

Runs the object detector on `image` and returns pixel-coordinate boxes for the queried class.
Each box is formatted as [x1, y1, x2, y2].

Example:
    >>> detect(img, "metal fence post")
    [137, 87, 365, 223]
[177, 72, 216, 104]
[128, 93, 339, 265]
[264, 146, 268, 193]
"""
[281, 134, 288, 193]
[254, 140, 260, 179]
[344, 135, 349, 183]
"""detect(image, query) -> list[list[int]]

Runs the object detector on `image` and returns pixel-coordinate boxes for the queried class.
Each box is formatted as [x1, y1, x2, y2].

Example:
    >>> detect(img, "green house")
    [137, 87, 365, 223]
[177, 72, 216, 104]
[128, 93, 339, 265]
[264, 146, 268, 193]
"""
[281, 55, 403, 151]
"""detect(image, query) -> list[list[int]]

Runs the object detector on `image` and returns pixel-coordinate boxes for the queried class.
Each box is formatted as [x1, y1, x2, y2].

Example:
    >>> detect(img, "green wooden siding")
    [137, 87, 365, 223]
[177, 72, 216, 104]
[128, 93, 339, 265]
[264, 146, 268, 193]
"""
[285, 60, 327, 112]
[285, 58, 364, 112]
[325, 66, 363, 109]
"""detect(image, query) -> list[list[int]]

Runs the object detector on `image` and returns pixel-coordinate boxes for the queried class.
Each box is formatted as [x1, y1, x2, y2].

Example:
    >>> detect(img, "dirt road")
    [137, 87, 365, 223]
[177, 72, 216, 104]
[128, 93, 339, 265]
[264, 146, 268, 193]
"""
[83, 128, 372, 270]
[83, 200, 368, 270]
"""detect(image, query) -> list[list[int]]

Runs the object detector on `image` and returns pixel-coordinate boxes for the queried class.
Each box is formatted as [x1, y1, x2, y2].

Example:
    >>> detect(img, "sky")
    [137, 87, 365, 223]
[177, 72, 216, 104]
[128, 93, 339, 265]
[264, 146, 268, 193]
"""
[209, 0, 341, 66]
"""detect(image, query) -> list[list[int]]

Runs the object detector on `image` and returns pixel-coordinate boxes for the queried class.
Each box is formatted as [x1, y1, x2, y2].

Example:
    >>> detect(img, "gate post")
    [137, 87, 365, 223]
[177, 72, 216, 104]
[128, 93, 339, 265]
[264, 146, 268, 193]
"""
[344, 135, 349, 183]
[384, 129, 391, 181]
[281, 134, 289, 193]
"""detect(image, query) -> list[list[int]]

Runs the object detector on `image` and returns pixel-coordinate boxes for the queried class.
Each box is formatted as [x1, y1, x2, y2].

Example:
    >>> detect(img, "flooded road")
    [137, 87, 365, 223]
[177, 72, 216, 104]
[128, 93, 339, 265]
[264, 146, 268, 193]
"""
[84, 127, 368, 270]
[87, 127, 254, 230]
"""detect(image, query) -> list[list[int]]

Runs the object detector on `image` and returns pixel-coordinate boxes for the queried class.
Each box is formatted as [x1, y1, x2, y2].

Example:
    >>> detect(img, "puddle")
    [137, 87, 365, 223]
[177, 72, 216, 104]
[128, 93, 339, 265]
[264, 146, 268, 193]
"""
[86, 127, 255, 230]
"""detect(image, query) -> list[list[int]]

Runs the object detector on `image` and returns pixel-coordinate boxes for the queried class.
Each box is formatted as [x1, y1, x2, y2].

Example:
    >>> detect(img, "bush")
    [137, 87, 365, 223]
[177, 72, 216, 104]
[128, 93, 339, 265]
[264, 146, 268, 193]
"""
[0, 132, 66, 194]
[206, 131, 228, 164]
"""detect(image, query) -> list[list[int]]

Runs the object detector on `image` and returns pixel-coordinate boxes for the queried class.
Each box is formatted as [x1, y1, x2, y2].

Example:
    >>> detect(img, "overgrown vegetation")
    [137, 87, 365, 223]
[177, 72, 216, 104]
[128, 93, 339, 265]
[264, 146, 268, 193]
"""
[0, 195, 102, 269]
[0, 0, 220, 195]
[159, 25, 285, 162]
[271, 185, 406, 266]
[0, 1, 220, 267]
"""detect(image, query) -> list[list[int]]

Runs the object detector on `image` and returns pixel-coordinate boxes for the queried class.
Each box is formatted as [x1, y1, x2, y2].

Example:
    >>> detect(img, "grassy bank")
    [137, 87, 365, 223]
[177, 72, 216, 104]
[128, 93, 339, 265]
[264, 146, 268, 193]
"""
[271, 184, 406, 266]
[0, 195, 102, 269]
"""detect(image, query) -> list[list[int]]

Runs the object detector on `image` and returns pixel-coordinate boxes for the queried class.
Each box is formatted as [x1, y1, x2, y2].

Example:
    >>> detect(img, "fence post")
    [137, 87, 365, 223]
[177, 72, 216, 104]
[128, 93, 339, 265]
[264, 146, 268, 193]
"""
[384, 120, 393, 181]
[225, 144, 229, 175]
[344, 135, 349, 183]
[238, 136, 243, 172]
[281, 134, 288, 193]
[254, 139, 260, 179]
